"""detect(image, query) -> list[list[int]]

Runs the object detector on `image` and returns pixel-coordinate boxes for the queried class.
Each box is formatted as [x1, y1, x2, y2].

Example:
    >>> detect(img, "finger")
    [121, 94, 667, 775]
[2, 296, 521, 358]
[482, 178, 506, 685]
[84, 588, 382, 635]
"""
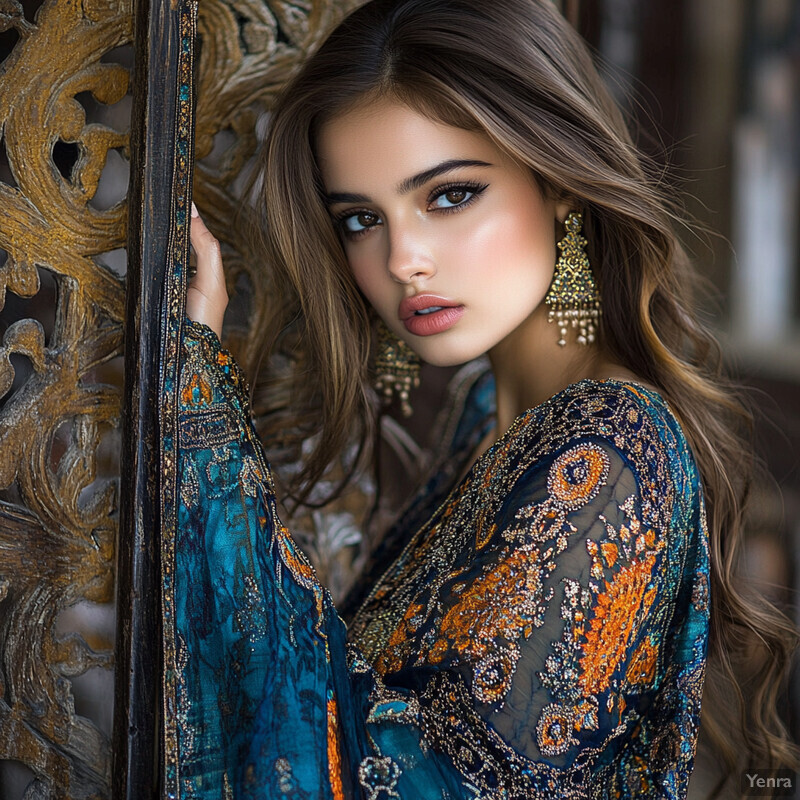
[187, 203, 228, 337]
[189, 203, 225, 292]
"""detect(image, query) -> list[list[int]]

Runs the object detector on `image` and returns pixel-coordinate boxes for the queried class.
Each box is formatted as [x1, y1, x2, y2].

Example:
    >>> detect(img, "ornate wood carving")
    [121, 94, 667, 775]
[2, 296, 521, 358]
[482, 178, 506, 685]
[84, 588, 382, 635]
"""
[192, 0, 361, 361]
[2, 0, 365, 795]
[0, 0, 132, 796]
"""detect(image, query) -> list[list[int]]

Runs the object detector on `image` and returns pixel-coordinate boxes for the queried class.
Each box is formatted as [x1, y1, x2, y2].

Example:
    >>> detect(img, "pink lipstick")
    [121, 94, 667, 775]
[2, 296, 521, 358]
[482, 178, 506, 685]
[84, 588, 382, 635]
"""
[399, 295, 465, 336]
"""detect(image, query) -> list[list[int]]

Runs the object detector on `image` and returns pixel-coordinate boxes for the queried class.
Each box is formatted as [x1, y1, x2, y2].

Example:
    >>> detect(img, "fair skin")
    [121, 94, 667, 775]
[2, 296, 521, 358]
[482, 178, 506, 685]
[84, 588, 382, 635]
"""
[188, 99, 640, 464]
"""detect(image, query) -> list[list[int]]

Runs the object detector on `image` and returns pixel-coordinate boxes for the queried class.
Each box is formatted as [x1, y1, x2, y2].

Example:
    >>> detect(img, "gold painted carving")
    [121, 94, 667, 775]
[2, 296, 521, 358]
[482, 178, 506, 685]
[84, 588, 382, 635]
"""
[1, 0, 365, 794]
[0, 0, 131, 794]
[193, 0, 363, 364]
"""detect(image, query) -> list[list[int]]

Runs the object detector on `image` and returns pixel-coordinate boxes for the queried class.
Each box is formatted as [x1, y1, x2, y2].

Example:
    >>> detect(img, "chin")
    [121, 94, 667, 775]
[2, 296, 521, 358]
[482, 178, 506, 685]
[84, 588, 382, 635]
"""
[411, 343, 488, 369]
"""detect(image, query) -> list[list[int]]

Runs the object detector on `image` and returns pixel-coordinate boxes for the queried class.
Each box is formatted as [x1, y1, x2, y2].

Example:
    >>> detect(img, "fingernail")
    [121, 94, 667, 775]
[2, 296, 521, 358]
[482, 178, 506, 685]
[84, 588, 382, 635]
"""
[191, 201, 199, 218]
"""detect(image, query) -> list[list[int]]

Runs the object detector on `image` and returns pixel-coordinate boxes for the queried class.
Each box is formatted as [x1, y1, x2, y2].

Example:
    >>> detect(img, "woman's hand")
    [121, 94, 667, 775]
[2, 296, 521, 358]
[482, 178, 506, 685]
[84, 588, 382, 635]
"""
[187, 202, 228, 338]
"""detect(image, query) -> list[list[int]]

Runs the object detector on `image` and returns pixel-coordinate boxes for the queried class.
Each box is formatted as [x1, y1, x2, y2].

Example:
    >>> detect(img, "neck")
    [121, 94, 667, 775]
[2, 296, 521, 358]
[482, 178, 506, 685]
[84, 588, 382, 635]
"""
[488, 306, 619, 437]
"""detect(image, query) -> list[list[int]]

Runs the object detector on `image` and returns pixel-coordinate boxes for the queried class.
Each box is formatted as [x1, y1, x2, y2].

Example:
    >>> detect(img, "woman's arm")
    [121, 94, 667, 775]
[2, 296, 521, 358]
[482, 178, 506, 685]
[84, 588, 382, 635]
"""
[176, 318, 473, 797]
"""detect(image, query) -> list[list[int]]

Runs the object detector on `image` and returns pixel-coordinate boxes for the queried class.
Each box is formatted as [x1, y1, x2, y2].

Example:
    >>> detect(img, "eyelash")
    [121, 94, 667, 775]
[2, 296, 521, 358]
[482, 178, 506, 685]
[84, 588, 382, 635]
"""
[334, 180, 489, 240]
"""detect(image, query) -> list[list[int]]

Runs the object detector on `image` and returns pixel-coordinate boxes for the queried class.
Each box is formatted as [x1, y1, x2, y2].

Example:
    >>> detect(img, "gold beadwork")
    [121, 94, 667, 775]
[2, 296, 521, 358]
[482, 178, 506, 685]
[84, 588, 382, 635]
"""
[544, 211, 601, 346]
[374, 321, 421, 417]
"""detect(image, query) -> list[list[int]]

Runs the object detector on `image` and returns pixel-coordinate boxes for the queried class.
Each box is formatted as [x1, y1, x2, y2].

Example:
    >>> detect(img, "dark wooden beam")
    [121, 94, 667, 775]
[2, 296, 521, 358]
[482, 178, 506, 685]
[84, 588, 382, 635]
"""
[115, 0, 193, 795]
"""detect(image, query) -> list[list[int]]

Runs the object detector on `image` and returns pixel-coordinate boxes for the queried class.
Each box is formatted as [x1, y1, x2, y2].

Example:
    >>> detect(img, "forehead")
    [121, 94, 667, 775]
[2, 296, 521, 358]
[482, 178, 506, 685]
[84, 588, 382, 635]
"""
[315, 99, 505, 192]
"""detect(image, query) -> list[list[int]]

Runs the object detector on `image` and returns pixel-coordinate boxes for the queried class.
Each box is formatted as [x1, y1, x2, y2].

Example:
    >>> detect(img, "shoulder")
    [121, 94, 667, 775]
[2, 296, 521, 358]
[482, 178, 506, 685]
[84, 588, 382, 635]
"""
[513, 378, 695, 482]
[536, 378, 685, 451]
[482, 379, 702, 535]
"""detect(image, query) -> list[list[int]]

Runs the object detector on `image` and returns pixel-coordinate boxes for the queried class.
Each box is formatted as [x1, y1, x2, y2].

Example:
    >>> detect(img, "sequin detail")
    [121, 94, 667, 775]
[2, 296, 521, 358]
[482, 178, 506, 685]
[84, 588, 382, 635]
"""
[347, 380, 709, 797]
[548, 443, 610, 508]
[358, 756, 402, 799]
[536, 703, 578, 756]
[181, 372, 212, 407]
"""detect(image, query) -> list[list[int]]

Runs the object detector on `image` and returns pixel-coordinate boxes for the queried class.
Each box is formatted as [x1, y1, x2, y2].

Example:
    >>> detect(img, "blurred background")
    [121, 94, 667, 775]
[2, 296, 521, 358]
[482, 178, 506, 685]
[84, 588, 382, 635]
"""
[0, 0, 798, 797]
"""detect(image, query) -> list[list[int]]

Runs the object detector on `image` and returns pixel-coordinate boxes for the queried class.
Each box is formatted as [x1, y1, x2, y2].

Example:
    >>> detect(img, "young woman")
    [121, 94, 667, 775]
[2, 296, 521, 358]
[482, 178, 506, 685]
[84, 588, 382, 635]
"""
[177, 0, 798, 796]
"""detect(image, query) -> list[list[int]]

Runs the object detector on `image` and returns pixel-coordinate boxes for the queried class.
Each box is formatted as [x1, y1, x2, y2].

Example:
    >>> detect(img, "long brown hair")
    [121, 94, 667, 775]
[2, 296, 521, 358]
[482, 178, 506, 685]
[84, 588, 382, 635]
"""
[248, 0, 799, 789]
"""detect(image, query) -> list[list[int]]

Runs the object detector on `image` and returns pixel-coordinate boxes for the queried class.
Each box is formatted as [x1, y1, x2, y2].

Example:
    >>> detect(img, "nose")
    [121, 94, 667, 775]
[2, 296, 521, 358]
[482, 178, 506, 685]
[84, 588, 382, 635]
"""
[386, 224, 437, 284]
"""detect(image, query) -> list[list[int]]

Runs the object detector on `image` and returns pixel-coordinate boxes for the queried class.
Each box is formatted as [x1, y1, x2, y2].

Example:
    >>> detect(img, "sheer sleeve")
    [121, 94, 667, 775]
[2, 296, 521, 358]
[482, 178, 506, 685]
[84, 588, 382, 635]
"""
[174, 320, 709, 799]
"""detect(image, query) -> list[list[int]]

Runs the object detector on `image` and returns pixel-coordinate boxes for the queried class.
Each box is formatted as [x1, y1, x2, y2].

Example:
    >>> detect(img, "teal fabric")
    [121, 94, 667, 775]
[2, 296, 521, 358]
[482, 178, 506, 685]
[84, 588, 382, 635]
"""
[174, 319, 710, 798]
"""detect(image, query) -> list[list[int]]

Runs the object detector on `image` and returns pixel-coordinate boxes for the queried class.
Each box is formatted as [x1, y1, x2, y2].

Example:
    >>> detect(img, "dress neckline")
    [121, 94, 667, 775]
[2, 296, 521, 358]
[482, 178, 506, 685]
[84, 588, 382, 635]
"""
[459, 377, 670, 488]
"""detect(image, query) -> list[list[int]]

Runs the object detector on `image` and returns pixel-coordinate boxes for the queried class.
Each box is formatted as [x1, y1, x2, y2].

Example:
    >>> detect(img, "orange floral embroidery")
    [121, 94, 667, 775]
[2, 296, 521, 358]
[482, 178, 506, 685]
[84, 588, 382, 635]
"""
[276, 526, 318, 588]
[275, 526, 327, 640]
[626, 636, 659, 686]
[375, 545, 546, 693]
[548, 444, 610, 508]
[427, 638, 449, 664]
[579, 553, 658, 695]
[181, 372, 212, 407]
[375, 602, 425, 674]
[601, 541, 618, 567]
[437, 548, 543, 653]
[327, 690, 344, 800]
[473, 648, 519, 703]
[536, 702, 578, 756]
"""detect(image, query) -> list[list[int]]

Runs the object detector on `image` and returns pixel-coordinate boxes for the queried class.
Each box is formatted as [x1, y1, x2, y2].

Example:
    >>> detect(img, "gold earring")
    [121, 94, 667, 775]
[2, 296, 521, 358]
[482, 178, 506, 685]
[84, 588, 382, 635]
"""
[544, 211, 601, 346]
[374, 321, 421, 417]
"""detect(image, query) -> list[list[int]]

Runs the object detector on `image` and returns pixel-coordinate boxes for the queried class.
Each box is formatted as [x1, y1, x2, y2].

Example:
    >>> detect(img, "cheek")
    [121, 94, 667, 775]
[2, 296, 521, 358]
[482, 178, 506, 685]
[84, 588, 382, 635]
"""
[450, 206, 554, 281]
[346, 250, 388, 309]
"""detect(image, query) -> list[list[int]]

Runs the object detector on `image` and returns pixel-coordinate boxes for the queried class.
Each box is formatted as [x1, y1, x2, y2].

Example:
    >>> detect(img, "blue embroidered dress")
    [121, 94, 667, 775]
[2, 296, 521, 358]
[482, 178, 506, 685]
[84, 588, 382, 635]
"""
[174, 319, 710, 799]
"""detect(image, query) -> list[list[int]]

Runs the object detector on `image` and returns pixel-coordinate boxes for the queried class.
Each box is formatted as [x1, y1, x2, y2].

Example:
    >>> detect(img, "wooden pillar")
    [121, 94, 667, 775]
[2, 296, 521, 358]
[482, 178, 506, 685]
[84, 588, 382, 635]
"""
[114, 0, 196, 796]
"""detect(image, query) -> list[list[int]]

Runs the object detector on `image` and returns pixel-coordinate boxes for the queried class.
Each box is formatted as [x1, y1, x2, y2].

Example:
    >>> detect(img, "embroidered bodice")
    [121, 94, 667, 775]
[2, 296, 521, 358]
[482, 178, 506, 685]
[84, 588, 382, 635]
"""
[173, 320, 710, 799]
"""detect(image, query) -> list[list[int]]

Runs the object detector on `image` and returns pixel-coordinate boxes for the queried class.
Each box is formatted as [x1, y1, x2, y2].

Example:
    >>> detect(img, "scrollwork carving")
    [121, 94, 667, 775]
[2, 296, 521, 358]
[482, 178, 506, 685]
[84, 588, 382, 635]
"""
[0, 0, 131, 794]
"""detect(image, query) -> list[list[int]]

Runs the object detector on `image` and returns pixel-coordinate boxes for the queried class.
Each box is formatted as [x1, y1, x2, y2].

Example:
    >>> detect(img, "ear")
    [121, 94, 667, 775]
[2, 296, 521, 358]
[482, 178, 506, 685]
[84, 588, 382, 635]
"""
[555, 200, 572, 224]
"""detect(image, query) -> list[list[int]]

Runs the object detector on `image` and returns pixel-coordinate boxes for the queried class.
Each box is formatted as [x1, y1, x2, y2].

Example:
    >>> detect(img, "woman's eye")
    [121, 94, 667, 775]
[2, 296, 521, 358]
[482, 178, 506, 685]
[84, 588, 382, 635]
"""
[342, 211, 381, 234]
[432, 188, 472, 208]
[429, 183, 487, 211]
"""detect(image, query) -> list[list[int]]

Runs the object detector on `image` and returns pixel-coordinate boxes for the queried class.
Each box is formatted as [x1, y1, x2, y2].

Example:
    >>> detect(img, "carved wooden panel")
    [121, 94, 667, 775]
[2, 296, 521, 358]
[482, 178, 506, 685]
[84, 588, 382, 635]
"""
[193, 0, 362, 367]
[0, 0, 132, 796]
[2, 0, 365, 795]
[192, 0, 362, 375]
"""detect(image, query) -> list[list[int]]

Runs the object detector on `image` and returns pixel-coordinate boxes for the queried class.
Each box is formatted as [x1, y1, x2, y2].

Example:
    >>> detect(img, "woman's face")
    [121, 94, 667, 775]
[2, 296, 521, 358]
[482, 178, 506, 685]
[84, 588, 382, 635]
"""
[317, 99, 569, 367]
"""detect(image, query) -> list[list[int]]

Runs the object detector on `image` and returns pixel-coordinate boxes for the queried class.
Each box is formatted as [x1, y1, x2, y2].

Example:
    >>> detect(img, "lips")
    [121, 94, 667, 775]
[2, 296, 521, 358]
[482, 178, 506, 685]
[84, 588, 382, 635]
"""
[399, 294, 465, 336]
[399, 294, 459, 320]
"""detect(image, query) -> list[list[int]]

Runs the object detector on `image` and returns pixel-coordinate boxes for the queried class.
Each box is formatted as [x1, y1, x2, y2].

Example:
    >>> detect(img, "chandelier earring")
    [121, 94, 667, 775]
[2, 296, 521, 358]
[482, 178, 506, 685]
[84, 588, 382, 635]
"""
[373, 320, 421, 417]
[544, 211, 601, 346]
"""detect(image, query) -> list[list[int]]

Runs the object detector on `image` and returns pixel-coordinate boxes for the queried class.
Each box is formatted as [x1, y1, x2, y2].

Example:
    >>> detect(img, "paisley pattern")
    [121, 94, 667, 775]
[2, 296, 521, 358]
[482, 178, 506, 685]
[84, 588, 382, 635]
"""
[173, 319, 710, 799]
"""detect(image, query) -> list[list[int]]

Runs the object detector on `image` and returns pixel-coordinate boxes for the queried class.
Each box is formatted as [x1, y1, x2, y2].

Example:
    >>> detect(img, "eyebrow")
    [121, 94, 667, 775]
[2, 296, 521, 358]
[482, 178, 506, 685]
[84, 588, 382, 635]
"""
[324, 159, 492, 206]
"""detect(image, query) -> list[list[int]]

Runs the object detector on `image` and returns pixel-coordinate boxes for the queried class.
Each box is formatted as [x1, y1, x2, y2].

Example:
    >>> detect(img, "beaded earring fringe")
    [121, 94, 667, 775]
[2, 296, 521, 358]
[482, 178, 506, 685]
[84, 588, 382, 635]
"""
[374, 322, 421, 417]
[544, 211, 601, 347]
